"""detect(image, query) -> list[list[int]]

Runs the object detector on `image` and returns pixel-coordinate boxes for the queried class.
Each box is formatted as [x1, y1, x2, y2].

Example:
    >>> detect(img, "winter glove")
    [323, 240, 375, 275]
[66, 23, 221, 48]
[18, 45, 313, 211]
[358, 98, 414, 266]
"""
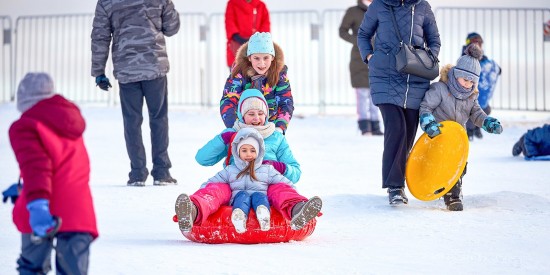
[27, 199, 57, 237]
[2, 183, 22, 204]
[419, 113, 442, 139]
[221, 131, 236, 145]
[262, 160, 287, 174]
[95, 74, 112, 91]
[482, 117, 503, 134]
[232, 33, 248, 44]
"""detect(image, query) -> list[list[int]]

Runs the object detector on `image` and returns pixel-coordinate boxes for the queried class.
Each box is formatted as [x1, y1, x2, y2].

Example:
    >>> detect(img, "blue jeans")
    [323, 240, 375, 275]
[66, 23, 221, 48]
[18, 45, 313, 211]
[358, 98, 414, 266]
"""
[17, 232, 93, 275]
[119, 76, 172, 181]
[232, 191, 270, 215]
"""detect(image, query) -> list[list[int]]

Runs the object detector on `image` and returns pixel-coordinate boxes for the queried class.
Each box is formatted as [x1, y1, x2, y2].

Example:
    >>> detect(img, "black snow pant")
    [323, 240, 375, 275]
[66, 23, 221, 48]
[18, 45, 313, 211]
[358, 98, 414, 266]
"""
[119, 76, 172, 182]
[17, 232, 93, 275]
[378, 104, 419, 189]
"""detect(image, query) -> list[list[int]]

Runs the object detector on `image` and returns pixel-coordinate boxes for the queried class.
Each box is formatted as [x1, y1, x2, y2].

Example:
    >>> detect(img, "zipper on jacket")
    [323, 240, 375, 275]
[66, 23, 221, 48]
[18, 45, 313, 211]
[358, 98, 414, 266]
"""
[404, 5, 415, 109]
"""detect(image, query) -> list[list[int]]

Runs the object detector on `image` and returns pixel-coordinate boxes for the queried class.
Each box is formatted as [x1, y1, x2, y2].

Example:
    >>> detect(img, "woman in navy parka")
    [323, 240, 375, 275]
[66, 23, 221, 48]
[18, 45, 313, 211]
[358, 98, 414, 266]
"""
[357, 0, 440, 205]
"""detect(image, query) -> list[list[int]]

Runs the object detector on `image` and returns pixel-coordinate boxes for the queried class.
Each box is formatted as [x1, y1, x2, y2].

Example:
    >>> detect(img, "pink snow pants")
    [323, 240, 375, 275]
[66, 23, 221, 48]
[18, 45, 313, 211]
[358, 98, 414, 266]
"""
[190, 183, 307, 225]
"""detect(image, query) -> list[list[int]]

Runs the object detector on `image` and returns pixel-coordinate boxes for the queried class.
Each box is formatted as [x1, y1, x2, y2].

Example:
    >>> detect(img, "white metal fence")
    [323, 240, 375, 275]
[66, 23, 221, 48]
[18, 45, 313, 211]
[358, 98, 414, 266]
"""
[2, 8, 549, 112]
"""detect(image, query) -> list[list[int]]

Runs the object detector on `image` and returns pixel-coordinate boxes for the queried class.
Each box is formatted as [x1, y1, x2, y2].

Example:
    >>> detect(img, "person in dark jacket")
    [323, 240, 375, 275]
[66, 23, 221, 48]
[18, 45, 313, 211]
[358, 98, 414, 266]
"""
[357, 0, 441, 205]
[339, 0, 382, 135]
[91, 0, 180, 186]
[512, 124, 550, 160]
[7, 73, 98, 274]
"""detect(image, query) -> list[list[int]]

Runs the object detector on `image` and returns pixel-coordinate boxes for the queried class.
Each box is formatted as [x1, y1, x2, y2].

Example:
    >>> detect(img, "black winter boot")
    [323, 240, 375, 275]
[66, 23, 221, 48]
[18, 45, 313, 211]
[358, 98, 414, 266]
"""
[466, 128, 474, 141]
[371, 121, 383, 135]
[388, 187, 408, 205]
[358, 119, 371, 135]
[474, 127, 483, 139]
[512, 135, 525, 156]
[443, 181, 463, 211]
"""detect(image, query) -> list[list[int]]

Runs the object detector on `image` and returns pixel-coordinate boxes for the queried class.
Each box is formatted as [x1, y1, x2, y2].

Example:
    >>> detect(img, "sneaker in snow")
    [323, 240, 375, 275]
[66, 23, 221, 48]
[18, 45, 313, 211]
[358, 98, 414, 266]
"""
[231, 208, 247, 233]
[175, 194, 194, 232]
[153, 177, 177, 186]
[255, 205, 271, 231]
[127, 180, 146, 187]
[290, 196, 322, 231]
[388, 187, 408, 205]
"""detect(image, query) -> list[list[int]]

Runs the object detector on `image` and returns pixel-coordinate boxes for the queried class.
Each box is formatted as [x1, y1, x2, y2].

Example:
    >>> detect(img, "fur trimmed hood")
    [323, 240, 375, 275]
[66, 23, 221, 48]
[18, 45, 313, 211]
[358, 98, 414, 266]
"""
[439, 64, 479, 94]
[234, 41, 285, 78]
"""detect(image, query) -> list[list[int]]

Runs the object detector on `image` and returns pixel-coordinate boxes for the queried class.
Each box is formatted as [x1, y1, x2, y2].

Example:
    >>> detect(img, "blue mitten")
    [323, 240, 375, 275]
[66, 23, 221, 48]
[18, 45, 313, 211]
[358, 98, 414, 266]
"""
[27, 199, 56, 237]
[2, 183, 21, 204]
[482, 117, 503, 134]
[419, 113, 443, 139]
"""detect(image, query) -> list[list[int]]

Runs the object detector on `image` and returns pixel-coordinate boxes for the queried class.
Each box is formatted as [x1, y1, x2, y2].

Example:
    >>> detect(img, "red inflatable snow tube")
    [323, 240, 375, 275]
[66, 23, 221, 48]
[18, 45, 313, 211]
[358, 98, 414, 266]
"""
[173, 206, 317, 244]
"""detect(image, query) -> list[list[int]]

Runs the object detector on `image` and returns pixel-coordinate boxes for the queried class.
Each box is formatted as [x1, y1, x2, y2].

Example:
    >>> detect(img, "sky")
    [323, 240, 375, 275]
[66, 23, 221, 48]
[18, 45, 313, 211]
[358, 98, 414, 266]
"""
[0, 103, 549, 274]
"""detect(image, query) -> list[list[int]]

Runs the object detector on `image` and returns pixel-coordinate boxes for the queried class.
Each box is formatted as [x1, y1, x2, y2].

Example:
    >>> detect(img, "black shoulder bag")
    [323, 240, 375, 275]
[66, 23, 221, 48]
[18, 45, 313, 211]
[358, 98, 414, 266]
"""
[389, 6, 439, 80]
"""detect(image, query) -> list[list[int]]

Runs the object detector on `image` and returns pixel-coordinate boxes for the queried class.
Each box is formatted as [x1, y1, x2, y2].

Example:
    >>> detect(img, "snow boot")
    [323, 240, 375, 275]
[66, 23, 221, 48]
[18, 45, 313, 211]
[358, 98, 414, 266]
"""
[443, 181, 463, 211]
[175, 194, 197, 232]
[474, 127, 483, 139]
[231, 208, 247, 233]
[153, 177, 178, 186]
[255, 205, 271, 231]
[371, 121, 383, 136]
[127, 179, 146, 187]
[388, 187, 408, 205]
[290, 196, 322, 230]
[466, 128, 474, 141]
[512, 135, 525, 156]
[358, 119, 371, 135]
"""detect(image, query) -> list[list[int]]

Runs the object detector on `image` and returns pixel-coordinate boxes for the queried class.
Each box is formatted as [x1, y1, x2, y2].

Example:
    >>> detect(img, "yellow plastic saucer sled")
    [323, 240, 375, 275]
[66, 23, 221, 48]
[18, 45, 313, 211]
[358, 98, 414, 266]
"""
[405, 121, 469, 201]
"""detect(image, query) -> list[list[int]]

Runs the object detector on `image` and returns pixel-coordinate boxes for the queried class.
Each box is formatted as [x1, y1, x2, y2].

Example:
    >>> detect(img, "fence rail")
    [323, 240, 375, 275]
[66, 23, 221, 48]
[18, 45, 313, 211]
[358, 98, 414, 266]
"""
[1, 8, 549, 112]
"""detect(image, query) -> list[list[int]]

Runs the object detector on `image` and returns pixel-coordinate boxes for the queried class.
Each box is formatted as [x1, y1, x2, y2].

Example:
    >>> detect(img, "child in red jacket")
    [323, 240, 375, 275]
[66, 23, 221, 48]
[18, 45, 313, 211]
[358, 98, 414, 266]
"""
[6, 72, 98, 274]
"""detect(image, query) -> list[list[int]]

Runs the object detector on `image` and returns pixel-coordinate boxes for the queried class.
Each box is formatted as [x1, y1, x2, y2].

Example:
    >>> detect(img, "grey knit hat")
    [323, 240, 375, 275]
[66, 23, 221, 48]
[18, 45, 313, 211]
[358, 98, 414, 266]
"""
[453, 44, 482, 83]
[17, 72, 55, 112]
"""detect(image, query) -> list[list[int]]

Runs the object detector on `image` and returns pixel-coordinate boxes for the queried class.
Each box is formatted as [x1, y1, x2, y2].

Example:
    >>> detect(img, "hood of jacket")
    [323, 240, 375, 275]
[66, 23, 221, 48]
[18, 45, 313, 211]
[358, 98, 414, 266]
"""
[357, 0, 368, 11]
[236, 88, 269, 124]
[382, 0, 423, 7]
[231, 127, 266, 170]
[20, 95, 85, 140]
[235, 41, 285, 79]
[439, 64, 479, 94]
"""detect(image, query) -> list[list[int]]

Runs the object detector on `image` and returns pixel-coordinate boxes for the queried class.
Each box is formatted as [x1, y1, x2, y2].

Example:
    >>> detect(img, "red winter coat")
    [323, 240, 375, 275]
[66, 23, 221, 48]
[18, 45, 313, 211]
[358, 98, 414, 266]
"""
[225, 0, 270, 67]
[10, 95, 98, 239]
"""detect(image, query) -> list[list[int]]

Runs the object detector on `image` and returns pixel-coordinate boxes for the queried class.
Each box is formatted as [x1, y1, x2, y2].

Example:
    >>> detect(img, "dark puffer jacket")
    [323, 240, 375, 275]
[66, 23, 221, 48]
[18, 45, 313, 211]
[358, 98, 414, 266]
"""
[339, 0, 370, 88]
[357, 0, 440, 109]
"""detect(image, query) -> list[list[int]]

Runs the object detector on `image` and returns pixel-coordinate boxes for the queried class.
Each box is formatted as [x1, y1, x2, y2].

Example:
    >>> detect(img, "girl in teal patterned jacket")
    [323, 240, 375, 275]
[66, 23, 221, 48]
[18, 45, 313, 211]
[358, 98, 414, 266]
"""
[220, 32, 294, 134]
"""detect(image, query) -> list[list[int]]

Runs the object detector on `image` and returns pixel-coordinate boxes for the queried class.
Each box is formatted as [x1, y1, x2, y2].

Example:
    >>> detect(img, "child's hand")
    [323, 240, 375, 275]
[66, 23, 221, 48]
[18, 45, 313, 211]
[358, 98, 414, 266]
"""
[2, 183, 21, 204]
[482, 117, 503, 134]
[26, 199, 57, 237]
[95, 74, 112, 91]
[419, 113, 442, 139]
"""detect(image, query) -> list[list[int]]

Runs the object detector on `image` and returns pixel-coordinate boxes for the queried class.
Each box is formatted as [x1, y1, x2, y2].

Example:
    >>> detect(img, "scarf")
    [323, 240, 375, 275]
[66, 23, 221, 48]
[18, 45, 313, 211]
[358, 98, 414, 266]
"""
[447, 68, 474, 100]
[250, 75, 266, 90]
[233, 121, 276, 138]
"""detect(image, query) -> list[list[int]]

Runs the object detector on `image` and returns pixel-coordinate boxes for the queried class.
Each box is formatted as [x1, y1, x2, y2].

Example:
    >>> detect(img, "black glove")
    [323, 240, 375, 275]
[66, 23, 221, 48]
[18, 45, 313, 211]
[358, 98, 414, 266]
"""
[232, 33, 248, 44]
[95, 74, 112, 91]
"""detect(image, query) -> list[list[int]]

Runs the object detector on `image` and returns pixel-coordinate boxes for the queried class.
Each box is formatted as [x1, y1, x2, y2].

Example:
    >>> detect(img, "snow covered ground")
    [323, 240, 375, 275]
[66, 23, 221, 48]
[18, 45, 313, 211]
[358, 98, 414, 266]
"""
[1, 103, 549, 274]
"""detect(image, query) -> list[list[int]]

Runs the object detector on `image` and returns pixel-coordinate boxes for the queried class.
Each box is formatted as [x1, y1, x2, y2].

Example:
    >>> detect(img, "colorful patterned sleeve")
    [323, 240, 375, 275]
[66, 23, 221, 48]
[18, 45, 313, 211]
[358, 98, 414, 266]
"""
[272, 66, 294, 133]
[220, 72, 245, 128]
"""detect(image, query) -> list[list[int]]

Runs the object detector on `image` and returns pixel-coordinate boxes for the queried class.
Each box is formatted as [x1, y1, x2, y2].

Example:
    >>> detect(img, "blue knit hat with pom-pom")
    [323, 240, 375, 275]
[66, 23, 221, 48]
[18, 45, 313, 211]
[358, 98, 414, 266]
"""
[247, 32, 275, 57]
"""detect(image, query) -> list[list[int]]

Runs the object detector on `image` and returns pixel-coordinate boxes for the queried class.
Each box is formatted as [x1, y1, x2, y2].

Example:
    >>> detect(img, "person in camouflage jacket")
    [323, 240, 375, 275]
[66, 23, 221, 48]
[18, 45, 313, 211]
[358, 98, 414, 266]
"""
[91, 0, 180, 186]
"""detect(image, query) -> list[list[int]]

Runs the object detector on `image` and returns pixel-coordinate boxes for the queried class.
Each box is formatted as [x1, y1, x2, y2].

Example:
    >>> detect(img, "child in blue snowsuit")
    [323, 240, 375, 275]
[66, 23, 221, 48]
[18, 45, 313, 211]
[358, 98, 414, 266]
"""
[512, 124, 550, 160]
[462, 33, 502, 140]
